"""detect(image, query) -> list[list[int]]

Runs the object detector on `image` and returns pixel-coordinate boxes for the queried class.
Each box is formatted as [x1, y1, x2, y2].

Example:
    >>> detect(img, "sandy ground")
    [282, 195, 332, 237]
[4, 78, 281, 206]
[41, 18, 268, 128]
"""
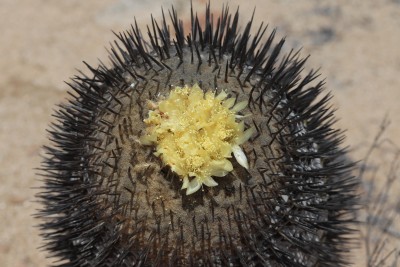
[1, 0, 399, 266]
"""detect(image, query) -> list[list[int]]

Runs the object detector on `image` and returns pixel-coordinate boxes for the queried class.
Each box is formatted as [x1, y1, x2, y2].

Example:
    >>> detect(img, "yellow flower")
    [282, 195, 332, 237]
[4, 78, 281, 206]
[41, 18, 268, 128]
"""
[142, 84, 254, 195]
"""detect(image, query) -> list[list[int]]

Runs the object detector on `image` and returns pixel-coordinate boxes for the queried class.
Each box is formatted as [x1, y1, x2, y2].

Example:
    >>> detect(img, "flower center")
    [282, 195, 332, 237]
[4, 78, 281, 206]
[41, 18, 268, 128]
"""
[142, 84, 253, 195]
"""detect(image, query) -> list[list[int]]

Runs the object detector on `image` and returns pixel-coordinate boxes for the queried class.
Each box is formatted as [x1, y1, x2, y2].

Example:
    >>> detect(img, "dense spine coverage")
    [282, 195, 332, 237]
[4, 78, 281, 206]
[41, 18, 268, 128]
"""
[37, 4, 359, 267]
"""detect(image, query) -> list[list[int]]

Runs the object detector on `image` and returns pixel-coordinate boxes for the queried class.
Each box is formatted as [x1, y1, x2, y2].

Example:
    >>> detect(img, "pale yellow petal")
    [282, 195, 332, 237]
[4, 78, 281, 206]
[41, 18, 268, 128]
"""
[236, 127, 255, 145]
[202, 176, 218, 187]
[231, 100, 248, 112]
[209, 160, 233, 177]
[216, 90, 228, 101]
[223, 97, 236, 109]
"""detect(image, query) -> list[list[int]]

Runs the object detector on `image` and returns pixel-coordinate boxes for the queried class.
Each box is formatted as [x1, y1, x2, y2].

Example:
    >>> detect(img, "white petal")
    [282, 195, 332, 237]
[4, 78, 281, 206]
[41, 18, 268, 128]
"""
[231, 100, 248, 112]
[186, 178, 202, 195]
[235, 114, 251, 119]
[232, 144, 249, 169]
[202, 176, 218, 187]
[181, 176, 189, 189]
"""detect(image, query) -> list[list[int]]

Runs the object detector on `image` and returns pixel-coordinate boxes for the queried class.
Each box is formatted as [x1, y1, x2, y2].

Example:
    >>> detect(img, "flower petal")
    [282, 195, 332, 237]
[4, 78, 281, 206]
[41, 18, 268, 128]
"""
[216, 90, 228, 101]
[186, 178, 202, 195]
[181, 176, 189, 189]
[223, 97, 235, 109]
[202, 176, 218, 187]
[232, 144, 249, 169]
[235, 114, 251, 119]
[237, 127, 255, 145]
[209, 160, 233, 177]
[231, 100, 248, 112]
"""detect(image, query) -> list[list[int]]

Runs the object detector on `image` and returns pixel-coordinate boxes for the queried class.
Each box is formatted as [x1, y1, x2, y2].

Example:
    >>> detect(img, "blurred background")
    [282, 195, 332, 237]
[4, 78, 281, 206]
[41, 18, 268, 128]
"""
[1, 0, 399, 266]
